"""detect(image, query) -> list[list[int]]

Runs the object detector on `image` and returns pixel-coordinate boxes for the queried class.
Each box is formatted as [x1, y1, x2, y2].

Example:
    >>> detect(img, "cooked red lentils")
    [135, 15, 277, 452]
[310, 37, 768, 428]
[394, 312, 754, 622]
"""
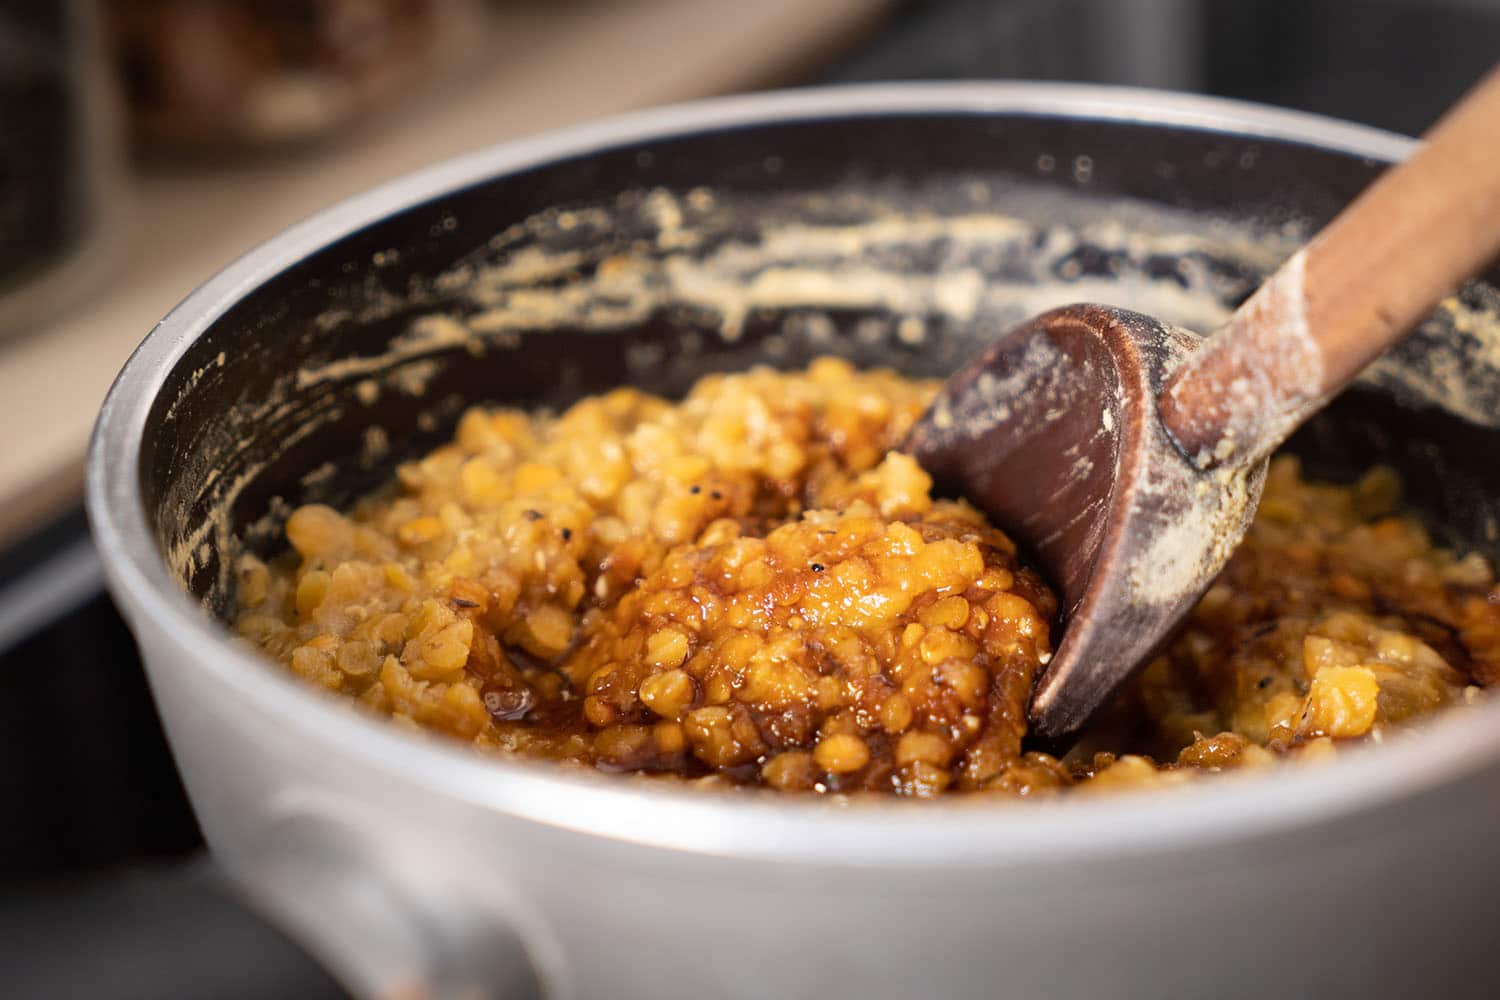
[234, 359, 1500, 796]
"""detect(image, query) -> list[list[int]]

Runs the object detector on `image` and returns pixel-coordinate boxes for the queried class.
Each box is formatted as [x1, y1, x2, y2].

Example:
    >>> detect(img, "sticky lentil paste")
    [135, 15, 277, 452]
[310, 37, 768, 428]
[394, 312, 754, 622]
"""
[235, 359, 1500, 796]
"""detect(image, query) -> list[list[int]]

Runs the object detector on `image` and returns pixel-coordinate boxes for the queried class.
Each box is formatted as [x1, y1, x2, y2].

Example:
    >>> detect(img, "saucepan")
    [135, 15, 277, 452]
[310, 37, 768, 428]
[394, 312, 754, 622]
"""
[85, 84, 1500, 999]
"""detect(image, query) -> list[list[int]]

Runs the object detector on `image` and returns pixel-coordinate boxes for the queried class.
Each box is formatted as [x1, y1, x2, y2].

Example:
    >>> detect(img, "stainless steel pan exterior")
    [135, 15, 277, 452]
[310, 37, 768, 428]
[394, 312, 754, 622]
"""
[87, 84, 1500, 999]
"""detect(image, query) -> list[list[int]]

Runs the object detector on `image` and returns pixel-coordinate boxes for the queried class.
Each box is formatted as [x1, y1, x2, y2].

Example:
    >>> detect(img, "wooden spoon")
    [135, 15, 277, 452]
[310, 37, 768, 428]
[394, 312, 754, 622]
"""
[908, 66, 1500, 741]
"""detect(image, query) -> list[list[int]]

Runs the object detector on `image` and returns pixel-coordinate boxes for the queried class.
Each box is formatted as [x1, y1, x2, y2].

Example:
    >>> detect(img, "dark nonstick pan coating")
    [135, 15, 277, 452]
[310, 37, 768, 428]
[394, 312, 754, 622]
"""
[135, 109, 1500, 617]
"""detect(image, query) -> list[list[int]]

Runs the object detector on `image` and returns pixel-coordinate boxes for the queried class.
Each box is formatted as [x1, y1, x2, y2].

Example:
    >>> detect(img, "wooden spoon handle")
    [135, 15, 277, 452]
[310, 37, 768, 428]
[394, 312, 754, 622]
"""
[1159, 64, 1500, 468]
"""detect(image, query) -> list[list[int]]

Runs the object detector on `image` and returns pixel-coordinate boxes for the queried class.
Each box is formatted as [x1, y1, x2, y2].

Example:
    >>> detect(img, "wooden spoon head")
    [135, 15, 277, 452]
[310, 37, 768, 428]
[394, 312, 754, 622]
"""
[907, 304, 1266, 740]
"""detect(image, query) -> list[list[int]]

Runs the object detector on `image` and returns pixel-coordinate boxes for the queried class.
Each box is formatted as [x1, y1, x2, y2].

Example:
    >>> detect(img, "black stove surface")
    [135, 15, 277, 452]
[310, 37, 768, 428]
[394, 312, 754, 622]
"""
[0, 512, 198, 882]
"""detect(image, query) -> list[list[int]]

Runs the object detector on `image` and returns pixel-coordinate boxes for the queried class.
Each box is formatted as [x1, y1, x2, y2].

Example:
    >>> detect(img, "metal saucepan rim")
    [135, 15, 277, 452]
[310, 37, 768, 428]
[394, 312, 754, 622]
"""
[92, 81, 1495, 867]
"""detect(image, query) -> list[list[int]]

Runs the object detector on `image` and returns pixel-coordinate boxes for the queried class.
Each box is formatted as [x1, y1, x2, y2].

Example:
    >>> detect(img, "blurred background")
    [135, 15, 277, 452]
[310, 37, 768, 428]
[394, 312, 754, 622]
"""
[0, 0, 1496, 995]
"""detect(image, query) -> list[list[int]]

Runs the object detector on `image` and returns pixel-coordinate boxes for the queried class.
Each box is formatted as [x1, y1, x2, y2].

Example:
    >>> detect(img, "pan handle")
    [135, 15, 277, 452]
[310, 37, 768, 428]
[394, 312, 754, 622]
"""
[226, 810, 547, 1000]
[3, 821, 546, 999]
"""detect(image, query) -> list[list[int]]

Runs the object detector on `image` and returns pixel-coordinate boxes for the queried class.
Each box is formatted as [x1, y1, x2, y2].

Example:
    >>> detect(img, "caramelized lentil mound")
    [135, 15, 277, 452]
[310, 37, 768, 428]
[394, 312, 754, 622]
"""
[235, 360, 1500, 796]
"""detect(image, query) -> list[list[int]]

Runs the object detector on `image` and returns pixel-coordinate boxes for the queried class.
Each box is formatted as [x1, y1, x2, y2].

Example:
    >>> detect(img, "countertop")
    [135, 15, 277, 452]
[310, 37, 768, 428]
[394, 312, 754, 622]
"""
[0, 0, 883, 547]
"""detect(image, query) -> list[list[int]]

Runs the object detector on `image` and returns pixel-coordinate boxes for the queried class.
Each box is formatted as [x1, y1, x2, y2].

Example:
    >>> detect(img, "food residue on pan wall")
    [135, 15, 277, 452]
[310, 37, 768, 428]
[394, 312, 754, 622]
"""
[1363, 283, 1500, 428]
[159, 177, 1500, 608]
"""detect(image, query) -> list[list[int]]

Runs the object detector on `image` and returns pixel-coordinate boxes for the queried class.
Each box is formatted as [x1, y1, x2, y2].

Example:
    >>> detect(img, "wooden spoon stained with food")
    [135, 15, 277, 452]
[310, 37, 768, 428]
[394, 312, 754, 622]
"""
[908, 66, 1500, 741]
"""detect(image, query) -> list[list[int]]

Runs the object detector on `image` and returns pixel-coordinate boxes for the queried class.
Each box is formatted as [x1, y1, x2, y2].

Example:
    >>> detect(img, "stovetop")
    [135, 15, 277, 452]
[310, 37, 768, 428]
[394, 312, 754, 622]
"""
[2, 0, 1496, 995]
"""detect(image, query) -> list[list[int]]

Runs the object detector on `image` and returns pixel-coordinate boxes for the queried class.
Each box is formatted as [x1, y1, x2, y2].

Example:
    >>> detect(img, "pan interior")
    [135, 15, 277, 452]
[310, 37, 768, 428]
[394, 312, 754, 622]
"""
[133, 111, 1500, 617]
